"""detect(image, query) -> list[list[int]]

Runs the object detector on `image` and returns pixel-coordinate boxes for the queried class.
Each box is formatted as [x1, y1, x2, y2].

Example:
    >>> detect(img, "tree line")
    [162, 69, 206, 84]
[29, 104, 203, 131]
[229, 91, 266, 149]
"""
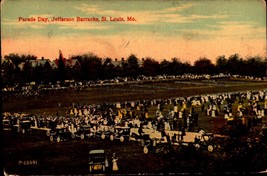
[1, 52, 267, 87]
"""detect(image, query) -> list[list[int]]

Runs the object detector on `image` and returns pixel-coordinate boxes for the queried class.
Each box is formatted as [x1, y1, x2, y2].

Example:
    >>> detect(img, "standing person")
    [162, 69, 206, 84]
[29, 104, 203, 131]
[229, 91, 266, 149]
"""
[112, 153, 119, 171]
[181, 127, 186, 141]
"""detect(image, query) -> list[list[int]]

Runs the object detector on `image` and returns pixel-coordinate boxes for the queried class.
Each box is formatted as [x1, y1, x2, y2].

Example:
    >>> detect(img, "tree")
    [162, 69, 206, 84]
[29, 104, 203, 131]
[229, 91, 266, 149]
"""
[126, 54, 140, 77]
[79, 53, 102, 80]
[57, 50, 66, 83]
[227, 53, 244, 75]
[142, 57, 160, 76]
[244, 56, 266, 77]
[216, 55, 228, 74]
[101, 57, 116, 79]
[194, 57, 215, 74]
[160, 59, 172, 75]
[170, 58, 183, 75]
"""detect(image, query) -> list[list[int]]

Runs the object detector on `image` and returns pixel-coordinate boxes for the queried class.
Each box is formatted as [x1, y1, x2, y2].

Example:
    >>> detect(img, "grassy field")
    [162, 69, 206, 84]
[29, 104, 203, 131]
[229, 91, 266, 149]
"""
[3, 79, 267, 175]
[3, 79, 267, 116]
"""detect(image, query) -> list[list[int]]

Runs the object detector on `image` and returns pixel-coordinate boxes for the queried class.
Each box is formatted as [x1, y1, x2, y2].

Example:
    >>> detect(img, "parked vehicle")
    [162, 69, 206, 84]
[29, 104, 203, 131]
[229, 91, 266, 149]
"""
[15, 120, 32, 134]
[3, 119, 12, 131]
[109, 126, 130, 142]
[49, 127, 75, 142]
[165, 130, 216, 152]
[94, 125, 114, 140]
[88, 149, 108, 173]
[75, 124, 93, 139]
[130, 126, 156, 146]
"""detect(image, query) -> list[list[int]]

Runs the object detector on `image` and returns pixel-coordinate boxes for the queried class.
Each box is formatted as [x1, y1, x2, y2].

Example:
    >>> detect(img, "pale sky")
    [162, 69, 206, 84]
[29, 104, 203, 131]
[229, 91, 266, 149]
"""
[1, 0, 266, 63]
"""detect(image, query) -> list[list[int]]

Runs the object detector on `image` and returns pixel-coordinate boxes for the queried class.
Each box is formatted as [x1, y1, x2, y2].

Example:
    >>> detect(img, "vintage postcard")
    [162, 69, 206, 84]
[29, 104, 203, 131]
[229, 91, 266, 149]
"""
[2, 0, 267, 175]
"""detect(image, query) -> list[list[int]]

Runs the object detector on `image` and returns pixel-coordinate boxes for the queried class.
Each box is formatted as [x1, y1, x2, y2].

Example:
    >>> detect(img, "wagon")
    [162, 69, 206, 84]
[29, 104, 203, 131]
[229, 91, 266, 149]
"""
[16, 120, 31, 134]
[94, 125, 114, 140]
[109, 126, 130, 142]
[88, 149, 108, 173]
[143, 137, 172, 154]
[49, 127, 75, 142]
[75, 124, 93, 139]
[165, 130, 216, 152]
[130, 128, 153, 147]
[3, 119, 12, 131]
[194, 133, 215, 152]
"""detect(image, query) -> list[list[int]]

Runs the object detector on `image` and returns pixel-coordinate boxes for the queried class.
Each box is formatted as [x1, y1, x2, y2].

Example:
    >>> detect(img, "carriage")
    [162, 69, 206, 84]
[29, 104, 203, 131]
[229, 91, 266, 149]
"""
[88, 149, 108, 173]
[142, 130, 216, 154]
[14, 120, 32, 134]
[75, 124, 94, 139]
[49, 127, 75, 142]
[109, 126, 130, 142]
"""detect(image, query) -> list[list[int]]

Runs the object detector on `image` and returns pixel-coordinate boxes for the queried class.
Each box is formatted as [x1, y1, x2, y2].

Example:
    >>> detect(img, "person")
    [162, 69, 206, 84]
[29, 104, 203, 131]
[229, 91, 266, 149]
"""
[181, 127, 186, 141]
[112, 153, 119, 171]
[138, 124, 144, 136]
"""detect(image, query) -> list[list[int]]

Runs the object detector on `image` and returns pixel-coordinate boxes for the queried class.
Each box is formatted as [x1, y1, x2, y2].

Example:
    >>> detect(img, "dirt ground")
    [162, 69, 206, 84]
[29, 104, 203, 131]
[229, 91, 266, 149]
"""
[2, 79, 267, 175]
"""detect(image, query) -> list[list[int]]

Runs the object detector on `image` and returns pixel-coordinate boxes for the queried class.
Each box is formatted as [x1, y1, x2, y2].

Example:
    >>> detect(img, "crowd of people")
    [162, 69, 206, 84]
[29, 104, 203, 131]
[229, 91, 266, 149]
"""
[3, 89, 267, 139]
[2, 73, 266, 97]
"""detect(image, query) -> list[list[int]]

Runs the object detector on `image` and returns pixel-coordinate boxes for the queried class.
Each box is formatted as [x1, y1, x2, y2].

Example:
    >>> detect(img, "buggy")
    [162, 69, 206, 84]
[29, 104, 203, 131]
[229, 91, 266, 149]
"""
[193, 132, 215, 152]
[49, 127, 75, 142]
[165, 130, 216, 152]
[15, 120, 32, 134]
[75, 124, 93, 139]
[3, 119, 12, 131]
[109, 126, 130, 142]
[88, 149, 108, 173]
[94, 125, 114, 139]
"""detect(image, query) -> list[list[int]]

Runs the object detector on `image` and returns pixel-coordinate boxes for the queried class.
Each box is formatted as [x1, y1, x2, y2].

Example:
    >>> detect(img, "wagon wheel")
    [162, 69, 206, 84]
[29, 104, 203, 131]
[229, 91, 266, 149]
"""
[46, 131, 50, 137]
[80, 134, 85, 140]
[57, 137, 61, 143]
[120, 136, 124, 142]
[110, 134, 114, 141]
[143, 146, 149, 154]
[50, 136, 54, 142]
[208, 145, 214, 152]
[101, 133, 105, 140]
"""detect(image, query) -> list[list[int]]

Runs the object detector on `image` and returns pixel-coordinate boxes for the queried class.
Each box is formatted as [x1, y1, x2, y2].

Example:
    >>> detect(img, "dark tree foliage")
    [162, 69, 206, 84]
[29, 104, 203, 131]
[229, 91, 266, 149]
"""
[57, 50, 66, 83]
[142, 58, 160, 76]
[21, 61, 33, 83]
[194, 57, 215, 74]
[170, 58, 183, 75]
[101, 57, 116, 79]
[226, 54, 244, 75]
[79, 53, 102, 81]
[160, 59, 172, 75]
[126, 54, 140, 78]
[2, 52, 267, 87]
[215, 55, 228, 74]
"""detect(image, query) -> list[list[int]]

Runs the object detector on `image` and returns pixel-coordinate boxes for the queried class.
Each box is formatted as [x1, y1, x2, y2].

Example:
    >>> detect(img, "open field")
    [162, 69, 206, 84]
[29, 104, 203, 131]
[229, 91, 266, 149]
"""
[3, 79, 267, 116]
[3, 79, 267, 175]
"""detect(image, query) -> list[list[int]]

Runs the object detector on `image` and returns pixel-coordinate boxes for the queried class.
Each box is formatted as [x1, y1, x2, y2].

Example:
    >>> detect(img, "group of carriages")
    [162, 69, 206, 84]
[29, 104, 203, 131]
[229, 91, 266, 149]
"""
[3, 112, 220, 154]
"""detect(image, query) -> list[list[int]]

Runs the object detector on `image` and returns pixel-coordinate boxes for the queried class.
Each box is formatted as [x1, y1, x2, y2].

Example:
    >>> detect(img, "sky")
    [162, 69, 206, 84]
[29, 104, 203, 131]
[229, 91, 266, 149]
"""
[1, 0, 266, 63]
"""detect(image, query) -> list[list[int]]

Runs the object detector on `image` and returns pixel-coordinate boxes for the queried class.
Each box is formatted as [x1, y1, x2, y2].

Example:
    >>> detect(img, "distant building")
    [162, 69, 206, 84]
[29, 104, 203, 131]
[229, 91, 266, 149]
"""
[29, 57, 52, 70]
[53, 50, 81, 70]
